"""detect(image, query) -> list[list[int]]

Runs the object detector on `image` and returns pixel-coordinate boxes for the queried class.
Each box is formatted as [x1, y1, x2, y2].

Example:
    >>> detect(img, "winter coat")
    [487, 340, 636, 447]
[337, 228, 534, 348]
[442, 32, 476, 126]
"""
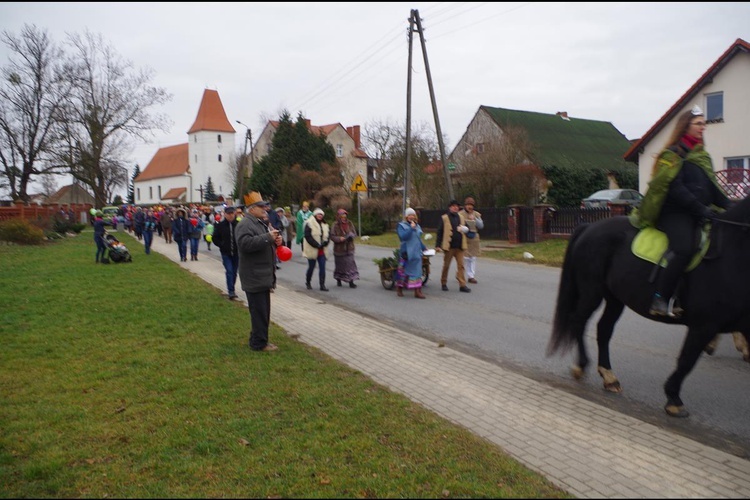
[303, 216, 330, 260]
[213, 218, 238, 256]
[235, 215, 277, 293]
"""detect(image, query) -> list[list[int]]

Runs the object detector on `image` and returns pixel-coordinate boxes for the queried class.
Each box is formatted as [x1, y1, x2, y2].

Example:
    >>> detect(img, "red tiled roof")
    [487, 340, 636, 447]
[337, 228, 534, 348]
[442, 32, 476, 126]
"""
[187, 89, 235, 134]
[135, 144, 189, 182]
[162, 187, 187, 200]
[624, 38, 750, 162]
[268, 120, 341, 137]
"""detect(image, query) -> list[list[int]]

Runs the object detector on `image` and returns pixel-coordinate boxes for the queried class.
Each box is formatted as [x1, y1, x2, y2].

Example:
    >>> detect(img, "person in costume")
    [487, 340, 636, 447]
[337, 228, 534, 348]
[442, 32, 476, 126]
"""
[632, 105, 732, 317]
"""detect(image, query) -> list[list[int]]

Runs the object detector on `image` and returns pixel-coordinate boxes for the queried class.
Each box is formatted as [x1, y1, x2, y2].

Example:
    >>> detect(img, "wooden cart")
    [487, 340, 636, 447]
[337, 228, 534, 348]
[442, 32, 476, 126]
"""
[376, 254, 431, 290]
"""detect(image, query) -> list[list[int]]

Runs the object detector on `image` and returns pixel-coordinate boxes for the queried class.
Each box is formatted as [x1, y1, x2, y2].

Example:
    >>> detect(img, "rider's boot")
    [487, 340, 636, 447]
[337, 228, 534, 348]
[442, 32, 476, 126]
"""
[649, 293, 671, 316]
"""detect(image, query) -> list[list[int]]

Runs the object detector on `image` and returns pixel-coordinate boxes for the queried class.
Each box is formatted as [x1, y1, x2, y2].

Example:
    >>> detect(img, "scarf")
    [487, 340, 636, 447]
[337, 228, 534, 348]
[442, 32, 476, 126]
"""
[680, 133, 702, 150]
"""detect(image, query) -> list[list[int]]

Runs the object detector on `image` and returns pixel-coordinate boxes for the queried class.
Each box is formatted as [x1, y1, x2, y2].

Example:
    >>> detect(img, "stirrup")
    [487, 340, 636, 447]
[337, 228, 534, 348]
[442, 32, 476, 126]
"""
[668, 296, 683, 318]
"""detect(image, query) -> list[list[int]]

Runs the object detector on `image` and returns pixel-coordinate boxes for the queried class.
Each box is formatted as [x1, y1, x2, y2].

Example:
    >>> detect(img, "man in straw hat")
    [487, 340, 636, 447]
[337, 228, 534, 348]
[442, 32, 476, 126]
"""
[235, 192, 284, 351]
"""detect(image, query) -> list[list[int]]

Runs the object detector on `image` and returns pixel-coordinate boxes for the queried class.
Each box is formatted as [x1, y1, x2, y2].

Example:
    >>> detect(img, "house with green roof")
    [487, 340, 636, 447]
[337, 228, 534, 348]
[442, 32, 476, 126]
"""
[447, 105, 637, 207]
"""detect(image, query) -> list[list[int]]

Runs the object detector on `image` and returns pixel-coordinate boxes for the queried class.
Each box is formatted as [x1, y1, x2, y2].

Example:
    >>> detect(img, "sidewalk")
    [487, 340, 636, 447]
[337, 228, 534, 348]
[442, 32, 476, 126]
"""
[144, 233, 750, 498]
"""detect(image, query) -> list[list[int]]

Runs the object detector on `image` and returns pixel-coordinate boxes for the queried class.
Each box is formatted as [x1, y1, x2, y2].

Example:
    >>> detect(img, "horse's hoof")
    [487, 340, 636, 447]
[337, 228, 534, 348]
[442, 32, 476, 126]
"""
[604, 381, 622, 393]
[597, 367, 622, 393]
[571, 365, 584, 380]
[665, 404, 690, 418]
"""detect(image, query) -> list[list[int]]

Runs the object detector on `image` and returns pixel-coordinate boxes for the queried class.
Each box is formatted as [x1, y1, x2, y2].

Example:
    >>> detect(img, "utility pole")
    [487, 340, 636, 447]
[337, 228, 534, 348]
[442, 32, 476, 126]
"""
[410, 9, 454, 201]
[403, 10, 415, 216]
[236, 120, 252, 205]
[196, 184, 204, 204]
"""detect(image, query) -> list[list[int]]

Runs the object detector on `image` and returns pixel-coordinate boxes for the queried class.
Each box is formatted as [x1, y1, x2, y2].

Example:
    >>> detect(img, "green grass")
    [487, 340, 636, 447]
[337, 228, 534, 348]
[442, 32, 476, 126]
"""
[0, 232, 571, 498]
[358, 232, 568, 267]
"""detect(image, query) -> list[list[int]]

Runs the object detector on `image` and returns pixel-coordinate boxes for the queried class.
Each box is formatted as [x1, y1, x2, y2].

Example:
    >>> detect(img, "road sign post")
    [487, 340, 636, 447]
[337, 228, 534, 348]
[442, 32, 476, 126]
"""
[350, 173, 367, 237]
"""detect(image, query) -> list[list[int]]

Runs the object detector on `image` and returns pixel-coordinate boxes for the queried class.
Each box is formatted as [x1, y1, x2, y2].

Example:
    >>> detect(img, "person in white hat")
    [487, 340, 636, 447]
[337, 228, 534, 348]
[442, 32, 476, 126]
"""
[395, 207, 427, 299]
[302, 208, 330, 291]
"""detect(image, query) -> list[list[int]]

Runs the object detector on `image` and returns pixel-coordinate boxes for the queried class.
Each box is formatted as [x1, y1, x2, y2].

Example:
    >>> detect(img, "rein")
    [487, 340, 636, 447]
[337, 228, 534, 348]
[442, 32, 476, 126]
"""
[714, 217, 750, 228]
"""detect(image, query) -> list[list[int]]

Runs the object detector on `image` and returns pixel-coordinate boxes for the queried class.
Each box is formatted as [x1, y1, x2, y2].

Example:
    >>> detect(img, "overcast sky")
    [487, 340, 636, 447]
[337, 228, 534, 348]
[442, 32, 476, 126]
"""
[1, 2, 749, 196]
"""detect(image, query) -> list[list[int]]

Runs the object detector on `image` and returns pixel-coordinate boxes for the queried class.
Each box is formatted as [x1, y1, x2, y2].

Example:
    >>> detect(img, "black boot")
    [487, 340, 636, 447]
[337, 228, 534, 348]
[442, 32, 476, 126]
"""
[306, 281, 312, 290]
[650, 293, 681, 318]
[337, 280, 342, 287]
[349, 281, 357, 288]
[320, 281, 329, 291]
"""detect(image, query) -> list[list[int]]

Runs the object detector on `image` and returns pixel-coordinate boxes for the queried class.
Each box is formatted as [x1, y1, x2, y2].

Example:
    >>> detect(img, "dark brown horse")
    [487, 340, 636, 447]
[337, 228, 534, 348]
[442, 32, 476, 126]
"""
[547, 195, 750, 417]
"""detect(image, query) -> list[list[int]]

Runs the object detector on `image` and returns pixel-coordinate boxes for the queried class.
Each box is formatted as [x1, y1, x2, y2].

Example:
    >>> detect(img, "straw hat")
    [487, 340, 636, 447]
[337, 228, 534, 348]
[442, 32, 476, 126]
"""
[245, 191, 269, 207]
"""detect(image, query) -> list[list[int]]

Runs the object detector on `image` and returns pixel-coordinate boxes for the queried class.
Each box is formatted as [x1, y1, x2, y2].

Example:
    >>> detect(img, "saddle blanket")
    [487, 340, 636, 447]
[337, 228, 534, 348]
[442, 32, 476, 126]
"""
[631, 226, 709, 271]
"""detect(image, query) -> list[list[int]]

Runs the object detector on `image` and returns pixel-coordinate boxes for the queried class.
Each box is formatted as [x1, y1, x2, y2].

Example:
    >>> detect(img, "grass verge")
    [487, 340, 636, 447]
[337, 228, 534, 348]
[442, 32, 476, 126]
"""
[0, 233, 570, 498]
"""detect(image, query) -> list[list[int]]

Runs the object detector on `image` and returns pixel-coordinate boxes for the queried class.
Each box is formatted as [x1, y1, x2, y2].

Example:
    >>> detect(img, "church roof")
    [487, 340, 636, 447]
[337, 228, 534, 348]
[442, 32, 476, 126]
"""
[135, 143, 189, 182]
[187, 89, 235, 134]
[161, 187, 187, 200]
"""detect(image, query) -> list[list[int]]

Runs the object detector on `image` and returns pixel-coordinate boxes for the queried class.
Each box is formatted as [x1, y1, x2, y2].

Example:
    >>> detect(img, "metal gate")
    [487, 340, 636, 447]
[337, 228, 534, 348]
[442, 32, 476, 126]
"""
[518, 206, 535, 243]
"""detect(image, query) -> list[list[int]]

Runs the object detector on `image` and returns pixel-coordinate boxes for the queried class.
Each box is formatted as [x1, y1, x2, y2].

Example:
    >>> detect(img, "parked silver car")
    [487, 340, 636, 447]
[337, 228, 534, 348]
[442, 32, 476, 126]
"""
[580, 189, 643, 209]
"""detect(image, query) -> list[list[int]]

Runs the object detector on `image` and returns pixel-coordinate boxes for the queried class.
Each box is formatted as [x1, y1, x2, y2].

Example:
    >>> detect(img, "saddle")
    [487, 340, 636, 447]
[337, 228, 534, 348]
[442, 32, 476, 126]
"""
[631, 225, 711, 272]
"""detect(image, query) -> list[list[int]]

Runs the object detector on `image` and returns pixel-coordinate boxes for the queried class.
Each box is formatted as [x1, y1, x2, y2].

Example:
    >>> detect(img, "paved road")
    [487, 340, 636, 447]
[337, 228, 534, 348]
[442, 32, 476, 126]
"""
[191, 238, 750, 457]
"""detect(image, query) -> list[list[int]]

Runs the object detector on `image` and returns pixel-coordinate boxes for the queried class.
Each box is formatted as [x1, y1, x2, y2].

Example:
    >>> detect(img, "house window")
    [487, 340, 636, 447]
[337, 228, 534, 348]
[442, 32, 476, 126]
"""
[218, 154, 222, 162]
[336, 144, 343, 157]
[217, 134, 222, 143]
[158, 186, 162, 198]
[476, 143, 485, 154]
[195, 155, 198, 163]
[137, 188, 141, 200]
[706, 92, 723, 123]
[194, 135, 197, 143]
[149, 186, 153, 199]
[726, 157, 749, 182]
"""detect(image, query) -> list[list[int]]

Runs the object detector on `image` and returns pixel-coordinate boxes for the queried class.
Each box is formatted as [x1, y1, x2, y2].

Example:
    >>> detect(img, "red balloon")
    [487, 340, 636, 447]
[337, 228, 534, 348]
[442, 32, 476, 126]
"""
[276, 245, 292, 262]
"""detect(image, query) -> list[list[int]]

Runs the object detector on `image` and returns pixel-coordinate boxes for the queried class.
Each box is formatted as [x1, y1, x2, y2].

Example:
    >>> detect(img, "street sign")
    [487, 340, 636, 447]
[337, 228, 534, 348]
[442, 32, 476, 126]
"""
[350, 173, 367, 192]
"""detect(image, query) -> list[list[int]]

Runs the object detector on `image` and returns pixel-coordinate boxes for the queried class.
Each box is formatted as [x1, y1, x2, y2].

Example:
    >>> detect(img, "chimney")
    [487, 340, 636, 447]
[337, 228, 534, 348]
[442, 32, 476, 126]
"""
[556, 111, 570, 121]
[350, 125, 361, 149]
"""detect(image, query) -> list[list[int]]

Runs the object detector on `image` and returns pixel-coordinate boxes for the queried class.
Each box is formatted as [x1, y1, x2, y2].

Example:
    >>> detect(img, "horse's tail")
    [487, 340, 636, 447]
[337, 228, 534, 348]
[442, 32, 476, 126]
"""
[547, 222, 589, 356]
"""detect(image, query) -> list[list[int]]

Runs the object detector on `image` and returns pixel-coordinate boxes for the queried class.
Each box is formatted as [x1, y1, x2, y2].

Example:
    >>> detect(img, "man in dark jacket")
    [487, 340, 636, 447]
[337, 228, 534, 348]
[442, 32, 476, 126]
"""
[435, 199, 471, 293]
[236, 192, 283, 352]
[171, 208, 191, 262]
[212, 206, 240, 300]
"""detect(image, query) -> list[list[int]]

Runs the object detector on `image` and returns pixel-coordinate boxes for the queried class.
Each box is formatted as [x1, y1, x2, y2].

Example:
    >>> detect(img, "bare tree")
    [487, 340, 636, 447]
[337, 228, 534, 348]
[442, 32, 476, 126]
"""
[55, 30, 172, 207]
[0, 24, 71, 203]
[37, 171, 59, 198]
[457, 126, 538, 207]
[362, 118, 445, 208]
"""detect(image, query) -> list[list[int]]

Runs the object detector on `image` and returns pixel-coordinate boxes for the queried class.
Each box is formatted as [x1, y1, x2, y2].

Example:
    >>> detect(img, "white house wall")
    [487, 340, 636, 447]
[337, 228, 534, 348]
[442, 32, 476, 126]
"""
[134, 175, 191, 205]
[638, 52, 750, 193]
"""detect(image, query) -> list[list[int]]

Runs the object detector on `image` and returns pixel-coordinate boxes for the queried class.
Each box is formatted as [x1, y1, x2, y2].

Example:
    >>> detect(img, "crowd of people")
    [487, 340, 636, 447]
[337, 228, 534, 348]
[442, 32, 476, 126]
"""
[92, 195, 488, 352]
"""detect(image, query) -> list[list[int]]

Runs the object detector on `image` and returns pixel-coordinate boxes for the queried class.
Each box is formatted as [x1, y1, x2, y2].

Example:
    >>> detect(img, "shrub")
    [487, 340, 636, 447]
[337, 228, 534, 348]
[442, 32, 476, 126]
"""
[0, 218, 46, 245]
[51, 216, 86, 235]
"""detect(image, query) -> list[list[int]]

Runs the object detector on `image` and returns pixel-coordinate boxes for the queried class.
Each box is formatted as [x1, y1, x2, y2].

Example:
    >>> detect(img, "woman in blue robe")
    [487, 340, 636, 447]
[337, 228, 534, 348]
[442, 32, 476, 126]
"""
[395, 208, 427, 299]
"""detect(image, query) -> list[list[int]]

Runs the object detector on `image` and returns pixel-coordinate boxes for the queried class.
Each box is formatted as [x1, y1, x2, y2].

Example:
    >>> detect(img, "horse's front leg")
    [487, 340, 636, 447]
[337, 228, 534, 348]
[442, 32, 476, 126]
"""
[664, 326, 715, 418]
[596, 298, 624, 393]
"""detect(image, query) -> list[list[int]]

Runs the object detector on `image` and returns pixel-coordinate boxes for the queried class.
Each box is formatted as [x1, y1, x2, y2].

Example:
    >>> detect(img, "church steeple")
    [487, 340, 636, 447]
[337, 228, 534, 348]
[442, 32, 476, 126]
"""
[188, 89, 235, 134]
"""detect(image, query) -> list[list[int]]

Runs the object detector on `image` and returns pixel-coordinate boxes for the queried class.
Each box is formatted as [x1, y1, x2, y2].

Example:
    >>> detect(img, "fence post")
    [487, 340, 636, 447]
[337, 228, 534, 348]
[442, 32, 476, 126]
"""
[507, 205, 520, 245]
[533, 204, 554, 241]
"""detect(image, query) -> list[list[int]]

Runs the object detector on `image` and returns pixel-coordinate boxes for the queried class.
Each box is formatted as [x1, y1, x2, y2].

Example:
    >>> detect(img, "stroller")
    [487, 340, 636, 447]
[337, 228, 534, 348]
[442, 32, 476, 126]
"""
[103, 231, 132, 263]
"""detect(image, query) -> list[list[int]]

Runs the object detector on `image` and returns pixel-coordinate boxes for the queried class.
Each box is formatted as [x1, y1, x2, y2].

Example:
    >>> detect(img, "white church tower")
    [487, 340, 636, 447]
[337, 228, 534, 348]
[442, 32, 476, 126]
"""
[186, 89, 236, 203]
[134, 88, 236, 205]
